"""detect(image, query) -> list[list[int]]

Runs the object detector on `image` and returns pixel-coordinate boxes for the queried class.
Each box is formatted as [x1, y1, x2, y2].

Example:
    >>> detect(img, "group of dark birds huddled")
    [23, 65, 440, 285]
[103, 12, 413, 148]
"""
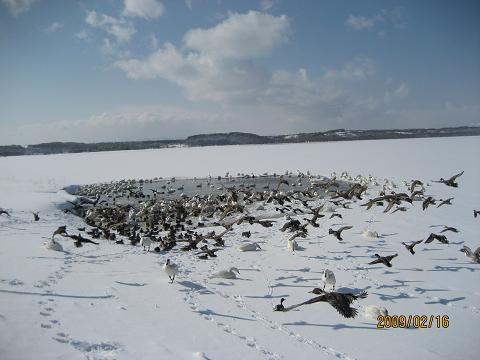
[2, 168, 475, 320]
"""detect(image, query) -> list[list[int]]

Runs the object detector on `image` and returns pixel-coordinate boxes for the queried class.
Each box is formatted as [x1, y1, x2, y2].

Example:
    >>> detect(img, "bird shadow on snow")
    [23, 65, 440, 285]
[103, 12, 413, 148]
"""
[114, 281, 147, 287]
[0, 289, 113, 299]
[427, 265, 478, 273]
[282, 321, 387, 331]
[198, 309, 254, 322]
[371, 292, 415, 303]
[424, 297, 466, 305]
[177, 281, 214, 295]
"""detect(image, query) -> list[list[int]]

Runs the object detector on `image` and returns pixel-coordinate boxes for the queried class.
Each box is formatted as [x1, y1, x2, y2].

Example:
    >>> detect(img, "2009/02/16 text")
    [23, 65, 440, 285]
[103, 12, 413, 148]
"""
[377, 315, 449, 328]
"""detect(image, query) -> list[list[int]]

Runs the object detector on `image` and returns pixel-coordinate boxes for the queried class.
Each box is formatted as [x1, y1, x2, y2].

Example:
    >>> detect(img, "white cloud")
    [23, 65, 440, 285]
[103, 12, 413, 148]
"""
[183, 11, 290, 59]
[76, 30, 90, 41]
[45, 21, 63, 33]
[116, 11, 290, 102]
[149, 33, 159, 50]
[85, 11, 136, 43]
[122, 0, 164, 20]
[345, 15, 374, 31]
[1, 0, 37, 16]
[323, 57, 376, 81]
[259, 0, 276, 11]
[185, 0, 193, 10]
[383, 82, 409, 103]
[345, 8, 406, 33]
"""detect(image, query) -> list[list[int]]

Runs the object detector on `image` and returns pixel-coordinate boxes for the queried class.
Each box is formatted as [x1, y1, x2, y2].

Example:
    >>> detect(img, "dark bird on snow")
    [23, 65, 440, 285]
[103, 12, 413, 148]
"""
[274, 298, 286, 311]
[422, 196, 436, 210]
[432, 171, 464, 188]
[32, 212, 40, 221]
[328, 226, 353, 241]
[280, 289, 368, 318]
[0, 208, 10, 217]
[437, 198, 454, 208]
[425, 233, 449, 244]
[473, 210, 479, 218]
[368, 253, 398, 267]
[402, 240, 423, 255]
[460, 245, 480, 263]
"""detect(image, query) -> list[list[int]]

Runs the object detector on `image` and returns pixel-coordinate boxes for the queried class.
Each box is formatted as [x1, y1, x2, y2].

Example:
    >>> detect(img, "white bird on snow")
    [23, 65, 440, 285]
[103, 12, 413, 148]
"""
[210, 267, 240, 279]
[43, 238, 63, 252]
[322, 269, 336, 291]
[140, 236, 152, 251]
[162, 259, 178, 283]
[238, 242, 261, 252]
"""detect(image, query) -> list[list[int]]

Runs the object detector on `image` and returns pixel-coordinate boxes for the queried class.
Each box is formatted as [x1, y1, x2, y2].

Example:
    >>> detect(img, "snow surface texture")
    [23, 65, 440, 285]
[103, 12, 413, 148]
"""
[1, 136, 479, 360]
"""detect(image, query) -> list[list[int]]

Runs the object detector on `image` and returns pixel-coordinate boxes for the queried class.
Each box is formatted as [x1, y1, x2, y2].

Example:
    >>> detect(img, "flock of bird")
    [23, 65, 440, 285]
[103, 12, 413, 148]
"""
[2, 169, 478, 320]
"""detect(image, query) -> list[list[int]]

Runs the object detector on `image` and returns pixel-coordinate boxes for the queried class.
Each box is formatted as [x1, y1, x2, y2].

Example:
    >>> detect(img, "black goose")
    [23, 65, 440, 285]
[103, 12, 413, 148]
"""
[402, 240, 423, 255]
[274, 298, 286, 311]
[328, 226, 353, 241]
[368, 253, 398, 267]
[433, 171, 464, 187]
[437, 198, 454, 208]
[282, 290, 368, 318]
[425, 233, 449, 244]
[422, 197, 436, 210]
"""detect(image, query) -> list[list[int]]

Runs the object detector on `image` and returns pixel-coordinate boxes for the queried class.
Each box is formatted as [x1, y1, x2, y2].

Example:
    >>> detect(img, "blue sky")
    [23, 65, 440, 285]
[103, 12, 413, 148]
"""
[0, 0, 479, 145]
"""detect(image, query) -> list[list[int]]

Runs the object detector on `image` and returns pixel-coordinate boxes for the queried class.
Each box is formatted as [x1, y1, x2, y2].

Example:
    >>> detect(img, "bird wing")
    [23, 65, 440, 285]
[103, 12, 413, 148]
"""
[385, 253, 398, 261]
[448, 171, 464, 182]
[383, 200, 396, 213]
[368, 259, 382, 265]
[327, 295, 358, 318]
[338, 226, 353, 233]
[413, 240, 423, 246]
[474, 247, 480, 257]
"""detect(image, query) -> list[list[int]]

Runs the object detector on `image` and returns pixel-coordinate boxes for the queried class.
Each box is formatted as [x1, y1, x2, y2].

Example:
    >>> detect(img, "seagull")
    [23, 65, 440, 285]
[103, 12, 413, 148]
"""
[328, 226, 353, 241]
[460, 245, 480, 263]
[402, 240, 423, 255]
[433, 171, 464, 188]
[425, 233, 449, 244]
[210, 267, 240, 279]
[368, 253, 398, 267]
[282, 289, 368, 318]
[162, 259, 179, 283]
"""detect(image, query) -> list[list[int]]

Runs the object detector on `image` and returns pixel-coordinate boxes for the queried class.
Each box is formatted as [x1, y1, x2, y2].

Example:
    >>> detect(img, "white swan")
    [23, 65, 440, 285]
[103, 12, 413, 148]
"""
[140, 236, 152, 251]
[210, 267, 240, 279]
[322, 269, 336, 290]
[363, 305, 388, 320]
[287, 238, 298, 251]
[162, 259, 178, 283]
[43, 238, 63, 252]
[362, 229, 379, 239]
[238, 242, 261, 252]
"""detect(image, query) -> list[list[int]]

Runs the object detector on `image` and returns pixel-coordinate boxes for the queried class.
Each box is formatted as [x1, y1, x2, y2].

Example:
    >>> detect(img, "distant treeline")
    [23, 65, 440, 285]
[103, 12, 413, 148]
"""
[1, 126, 479, 157]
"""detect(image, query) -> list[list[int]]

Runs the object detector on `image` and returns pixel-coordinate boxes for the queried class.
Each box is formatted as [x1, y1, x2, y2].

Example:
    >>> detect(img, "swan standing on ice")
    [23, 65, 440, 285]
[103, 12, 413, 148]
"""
[162, 259, 178, 283]
[210, 267, 240, 279]
[322, 269, 336, 291]
[43, 238, 63, 252]
[140, 236, 152, 251]
[238, 242, 261, 251]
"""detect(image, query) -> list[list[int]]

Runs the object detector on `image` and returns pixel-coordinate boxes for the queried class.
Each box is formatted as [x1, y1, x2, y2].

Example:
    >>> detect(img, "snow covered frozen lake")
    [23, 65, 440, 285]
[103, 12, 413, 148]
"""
[0, 136, 479, 360]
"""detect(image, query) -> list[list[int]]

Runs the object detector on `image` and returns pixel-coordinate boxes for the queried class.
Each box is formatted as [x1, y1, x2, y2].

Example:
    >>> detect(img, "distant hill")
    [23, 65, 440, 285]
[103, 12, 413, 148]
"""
[1, 126, 479, 157]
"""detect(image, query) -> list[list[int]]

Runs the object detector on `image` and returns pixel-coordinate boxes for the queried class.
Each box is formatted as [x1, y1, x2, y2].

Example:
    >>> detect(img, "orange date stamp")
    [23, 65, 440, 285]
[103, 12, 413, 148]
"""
[377, 315, 449, 328]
